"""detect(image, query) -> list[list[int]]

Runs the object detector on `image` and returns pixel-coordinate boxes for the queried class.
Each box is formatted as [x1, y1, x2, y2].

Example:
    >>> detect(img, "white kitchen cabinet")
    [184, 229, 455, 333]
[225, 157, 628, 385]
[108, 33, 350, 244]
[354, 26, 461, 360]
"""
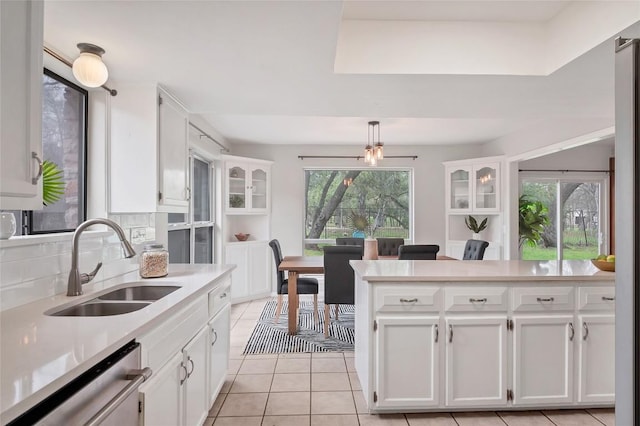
[0, 0, 44, 210]
[444, 158, 502, 213]
[445, 316, 508, 407]
[512, 315, 574, 406]
[225, 159, 271, 213]
[374, 315, 440, 409]
[225, 241, 270, 303]
[443, 156, 505, 259]
[578, 314, 615, 403]
[139, 352, 184, 426]
[183, 327, 209, 426]
[109, 85, 189, 213]
[208, 304, 231, 405]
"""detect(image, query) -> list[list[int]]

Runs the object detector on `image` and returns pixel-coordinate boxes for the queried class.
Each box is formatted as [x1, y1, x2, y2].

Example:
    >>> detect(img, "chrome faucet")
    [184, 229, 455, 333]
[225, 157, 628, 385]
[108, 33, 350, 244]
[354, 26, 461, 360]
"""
[67, 218, 136, 296]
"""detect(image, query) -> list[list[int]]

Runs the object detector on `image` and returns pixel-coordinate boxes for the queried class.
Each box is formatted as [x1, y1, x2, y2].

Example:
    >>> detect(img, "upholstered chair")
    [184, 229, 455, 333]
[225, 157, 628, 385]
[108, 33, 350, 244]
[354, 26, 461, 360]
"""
[398, 244, 440, 260]
[269, 239, 319, 323]
[335, 237, 365, 255]
[462, 239, 490, 260]
[322, 245, 362, 337]
[376, 238, 405, 256]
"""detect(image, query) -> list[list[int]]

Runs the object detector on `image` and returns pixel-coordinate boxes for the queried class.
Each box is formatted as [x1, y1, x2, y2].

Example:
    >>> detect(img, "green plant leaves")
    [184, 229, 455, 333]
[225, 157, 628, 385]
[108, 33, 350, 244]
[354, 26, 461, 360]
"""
[465, 215, 488, 233]
[42, 160, 65, 206]
[519, 195, 550, 247]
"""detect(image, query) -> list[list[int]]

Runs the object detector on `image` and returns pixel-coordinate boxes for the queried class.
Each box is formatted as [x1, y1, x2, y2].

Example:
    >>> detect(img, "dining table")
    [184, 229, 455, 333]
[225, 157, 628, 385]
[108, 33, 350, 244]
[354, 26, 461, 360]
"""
[278, 254, 457, 335]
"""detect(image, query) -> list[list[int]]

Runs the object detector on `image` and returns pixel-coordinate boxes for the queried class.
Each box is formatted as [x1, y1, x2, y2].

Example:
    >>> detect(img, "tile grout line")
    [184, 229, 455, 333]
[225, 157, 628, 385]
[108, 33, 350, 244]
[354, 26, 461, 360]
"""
[541, 410, 560, 426]
[494, 411, 509, 425]
[586, 409, 609, 426]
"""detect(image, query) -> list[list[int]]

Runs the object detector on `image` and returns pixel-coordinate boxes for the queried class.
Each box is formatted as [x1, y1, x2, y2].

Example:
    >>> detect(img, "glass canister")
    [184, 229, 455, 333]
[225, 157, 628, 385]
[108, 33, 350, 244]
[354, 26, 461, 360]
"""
[139, 243, 168, 278]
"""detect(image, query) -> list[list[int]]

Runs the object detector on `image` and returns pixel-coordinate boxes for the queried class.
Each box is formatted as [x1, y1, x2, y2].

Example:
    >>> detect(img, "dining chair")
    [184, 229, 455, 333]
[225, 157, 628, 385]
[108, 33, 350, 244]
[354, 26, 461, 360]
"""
[322, 245, 362, 337]
[376, 238, 405, 256]
[336, 237, 365, 254]
[462, 239, 490, 260]
[268, 239, 319, 323]
[398, 244, 440, 260]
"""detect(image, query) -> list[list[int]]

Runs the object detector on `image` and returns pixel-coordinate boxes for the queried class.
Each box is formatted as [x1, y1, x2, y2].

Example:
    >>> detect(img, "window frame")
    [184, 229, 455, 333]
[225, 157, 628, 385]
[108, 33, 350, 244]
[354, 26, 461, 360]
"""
[302, 167, 414, 250]
[18, 68, 88, 235]
[519, 171, 609, 260]
[167, 151, 215, 264]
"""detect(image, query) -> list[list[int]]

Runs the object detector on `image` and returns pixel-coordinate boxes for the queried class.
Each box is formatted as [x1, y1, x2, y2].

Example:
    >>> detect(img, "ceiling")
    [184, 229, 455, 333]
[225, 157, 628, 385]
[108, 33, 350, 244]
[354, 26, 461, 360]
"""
[43, 1, 640, 147]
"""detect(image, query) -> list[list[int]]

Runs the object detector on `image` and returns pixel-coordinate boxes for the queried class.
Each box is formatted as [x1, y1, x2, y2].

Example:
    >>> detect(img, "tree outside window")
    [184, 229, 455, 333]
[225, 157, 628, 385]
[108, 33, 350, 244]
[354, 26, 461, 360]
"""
[304, 169, 411, 255]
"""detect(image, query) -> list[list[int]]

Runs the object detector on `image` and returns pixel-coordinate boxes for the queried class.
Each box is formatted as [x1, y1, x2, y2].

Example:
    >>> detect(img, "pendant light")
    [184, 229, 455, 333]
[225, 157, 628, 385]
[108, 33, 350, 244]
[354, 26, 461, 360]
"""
[72, 43, 109, 88]
[365, 121, 383, 165]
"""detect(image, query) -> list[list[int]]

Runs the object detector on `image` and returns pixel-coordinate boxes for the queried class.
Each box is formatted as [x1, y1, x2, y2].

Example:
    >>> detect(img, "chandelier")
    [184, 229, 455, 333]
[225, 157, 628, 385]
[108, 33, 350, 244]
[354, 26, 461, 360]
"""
[364, 121, 384, 166]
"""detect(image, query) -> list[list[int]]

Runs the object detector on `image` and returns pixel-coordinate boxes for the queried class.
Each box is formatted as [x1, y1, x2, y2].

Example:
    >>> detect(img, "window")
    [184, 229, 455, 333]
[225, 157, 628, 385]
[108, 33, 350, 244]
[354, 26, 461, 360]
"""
[520, 174, 608, 260]
[303, 169, 412, 255]
[11, 69, 87, 234]
[168, 154, 215, 263]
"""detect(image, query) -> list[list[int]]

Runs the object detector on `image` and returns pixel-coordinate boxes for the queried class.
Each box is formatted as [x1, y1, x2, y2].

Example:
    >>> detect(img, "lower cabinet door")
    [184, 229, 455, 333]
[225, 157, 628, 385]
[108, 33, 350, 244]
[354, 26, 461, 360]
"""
[445, 316, 507, 407]
[248, 243, 270, 296]
[375, 315, 440, 409]
[139, 352, 184, 426]
[578, 314, 615, 403]
[225, 245, 249, 300]
[184, 327, 209, 426]
[208, 304, 231, 406]
[512, 315, 574, 405]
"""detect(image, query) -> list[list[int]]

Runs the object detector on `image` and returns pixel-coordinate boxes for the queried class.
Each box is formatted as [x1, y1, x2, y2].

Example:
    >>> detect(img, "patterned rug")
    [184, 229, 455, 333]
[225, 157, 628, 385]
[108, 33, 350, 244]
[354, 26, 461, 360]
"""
[243, 300, 355, 354]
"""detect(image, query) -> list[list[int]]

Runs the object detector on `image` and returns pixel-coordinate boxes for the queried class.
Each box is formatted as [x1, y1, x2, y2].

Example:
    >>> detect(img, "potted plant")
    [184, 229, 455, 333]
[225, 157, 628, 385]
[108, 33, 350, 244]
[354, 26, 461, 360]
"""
[518, 195, 550, 247]
[350, 212, 369, 238]
[42, 160, 65, 206]
[465, 215, 488, 240]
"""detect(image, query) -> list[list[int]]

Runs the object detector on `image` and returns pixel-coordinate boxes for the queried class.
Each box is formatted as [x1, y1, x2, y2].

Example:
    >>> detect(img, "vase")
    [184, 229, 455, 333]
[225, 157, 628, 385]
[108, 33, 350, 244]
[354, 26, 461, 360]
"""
[0, 212, 16, 239]
[472, 232, 481, 240]
[352, 230, 366, 238]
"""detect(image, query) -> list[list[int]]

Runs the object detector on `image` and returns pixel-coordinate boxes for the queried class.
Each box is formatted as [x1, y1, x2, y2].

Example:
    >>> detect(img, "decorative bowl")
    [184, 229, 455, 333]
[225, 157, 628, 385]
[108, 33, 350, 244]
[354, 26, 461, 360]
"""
[234, 233, 250, 241]
[591, 259, 615, 272]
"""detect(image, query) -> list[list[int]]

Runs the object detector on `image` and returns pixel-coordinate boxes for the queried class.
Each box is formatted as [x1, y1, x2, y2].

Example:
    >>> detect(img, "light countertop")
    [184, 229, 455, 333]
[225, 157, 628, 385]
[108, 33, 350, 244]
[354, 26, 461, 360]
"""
[0, 263, 235, 424]
[350, 259, 614, 282]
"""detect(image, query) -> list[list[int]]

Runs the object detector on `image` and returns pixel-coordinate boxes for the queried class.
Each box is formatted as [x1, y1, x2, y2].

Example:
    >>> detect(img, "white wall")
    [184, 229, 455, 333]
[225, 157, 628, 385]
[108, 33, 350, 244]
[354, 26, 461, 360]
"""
[519, 140, 614, 170]
[229, 143, 483, 254]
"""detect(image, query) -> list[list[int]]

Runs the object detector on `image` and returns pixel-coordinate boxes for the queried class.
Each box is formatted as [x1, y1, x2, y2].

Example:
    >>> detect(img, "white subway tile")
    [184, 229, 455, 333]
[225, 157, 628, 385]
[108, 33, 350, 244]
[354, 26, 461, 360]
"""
[0, 260, 23, 287]
[23, 255, 61, 281]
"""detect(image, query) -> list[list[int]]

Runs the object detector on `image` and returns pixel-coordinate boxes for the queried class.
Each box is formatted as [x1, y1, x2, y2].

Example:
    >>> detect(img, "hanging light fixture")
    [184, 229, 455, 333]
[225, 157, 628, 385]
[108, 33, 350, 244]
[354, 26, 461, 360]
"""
[72, 43, 109, 88]
[365, 121, 383, 165]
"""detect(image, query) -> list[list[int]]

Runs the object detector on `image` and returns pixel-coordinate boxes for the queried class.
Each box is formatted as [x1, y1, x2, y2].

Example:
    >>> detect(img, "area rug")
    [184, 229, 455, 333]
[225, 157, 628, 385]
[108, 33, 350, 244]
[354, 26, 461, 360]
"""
[243, 300, 355, 354]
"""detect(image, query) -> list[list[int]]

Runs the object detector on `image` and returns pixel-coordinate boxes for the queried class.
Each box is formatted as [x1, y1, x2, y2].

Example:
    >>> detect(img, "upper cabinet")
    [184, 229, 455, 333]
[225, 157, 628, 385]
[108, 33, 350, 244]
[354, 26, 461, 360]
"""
[109, 85, 189, 213]
[224, 157, 271, 214]
[445, 158, 501, 214]
[0, 0, 44, 210]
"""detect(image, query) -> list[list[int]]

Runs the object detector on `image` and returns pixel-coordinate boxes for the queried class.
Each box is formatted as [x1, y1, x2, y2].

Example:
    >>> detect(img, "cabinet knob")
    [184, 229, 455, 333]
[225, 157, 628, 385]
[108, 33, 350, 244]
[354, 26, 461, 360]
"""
[583, 322, 589, 341]
[449, 324, 453, 343]
[399, 298, 418, 303]
[602, 296, 615, 301]
[469, 298, 487, 303]
[434, 324, 439, 343]
[179, 363, 188, 385]
[187, 357, 195, 378]
[536, 297, 555, 303]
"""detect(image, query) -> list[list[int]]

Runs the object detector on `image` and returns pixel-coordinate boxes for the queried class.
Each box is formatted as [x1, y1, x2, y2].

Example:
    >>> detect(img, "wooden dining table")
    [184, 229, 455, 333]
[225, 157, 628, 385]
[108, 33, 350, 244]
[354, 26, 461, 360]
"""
[278, 255, 457, 335]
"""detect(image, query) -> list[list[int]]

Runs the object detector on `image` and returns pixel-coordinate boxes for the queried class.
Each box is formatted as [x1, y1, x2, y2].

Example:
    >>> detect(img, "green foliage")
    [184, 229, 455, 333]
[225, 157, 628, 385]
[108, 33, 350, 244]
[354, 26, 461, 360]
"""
[42, 160, 65, 206]
[519, 195, 550, 247]
[464, 215, 488, 233]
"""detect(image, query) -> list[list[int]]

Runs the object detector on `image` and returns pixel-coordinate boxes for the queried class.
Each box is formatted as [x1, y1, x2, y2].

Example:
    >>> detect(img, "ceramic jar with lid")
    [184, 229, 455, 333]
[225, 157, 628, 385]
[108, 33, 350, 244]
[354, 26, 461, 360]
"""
[139, 243, 168, 278]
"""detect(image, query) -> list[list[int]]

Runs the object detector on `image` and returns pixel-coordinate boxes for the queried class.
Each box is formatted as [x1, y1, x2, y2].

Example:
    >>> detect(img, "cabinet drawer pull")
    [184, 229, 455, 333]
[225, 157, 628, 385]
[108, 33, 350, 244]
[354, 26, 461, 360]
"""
[220, 292, 228, 299]
[211, 328, 218, 346]
[583, 322, 589, 341]
[187, 357, 195, 378]
[179, 363, 188, 385]
[400, 298, 418, 303]
[536, 297, 555, 302]
[569, 322, 575, 341]
[31, 152, 43, 185]
[449, 324, 453, 343]
[434, 324, 439, 343]
[602, 296, 615, 301]
[469, 298, 487, 303]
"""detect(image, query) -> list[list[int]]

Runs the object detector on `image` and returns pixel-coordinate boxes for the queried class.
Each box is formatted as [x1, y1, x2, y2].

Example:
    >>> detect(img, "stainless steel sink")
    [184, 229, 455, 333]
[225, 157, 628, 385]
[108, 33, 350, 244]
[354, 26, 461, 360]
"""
[97, 285, 180, 301]
[49, 302, 150, 317]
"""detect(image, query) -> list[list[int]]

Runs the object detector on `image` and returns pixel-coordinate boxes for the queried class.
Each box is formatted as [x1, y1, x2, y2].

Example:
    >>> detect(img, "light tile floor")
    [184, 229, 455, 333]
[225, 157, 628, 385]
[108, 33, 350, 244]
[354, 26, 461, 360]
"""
[204, 297, 615, 426]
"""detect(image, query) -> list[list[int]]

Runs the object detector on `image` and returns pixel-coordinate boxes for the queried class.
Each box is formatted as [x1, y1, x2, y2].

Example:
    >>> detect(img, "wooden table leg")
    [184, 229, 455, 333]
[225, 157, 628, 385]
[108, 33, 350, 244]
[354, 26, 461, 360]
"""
[288, 271, 298, 335]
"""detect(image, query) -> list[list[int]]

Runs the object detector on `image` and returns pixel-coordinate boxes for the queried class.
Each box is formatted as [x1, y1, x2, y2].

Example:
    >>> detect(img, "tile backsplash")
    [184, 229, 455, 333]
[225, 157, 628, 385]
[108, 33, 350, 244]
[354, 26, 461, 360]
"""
[0, 213, 157, 311]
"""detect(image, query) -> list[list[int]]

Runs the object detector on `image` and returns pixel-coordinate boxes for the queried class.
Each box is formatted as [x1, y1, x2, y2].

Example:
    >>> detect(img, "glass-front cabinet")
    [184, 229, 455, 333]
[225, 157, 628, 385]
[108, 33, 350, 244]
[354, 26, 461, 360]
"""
[446, 161, 500, 213]
[225, 161, 270, 213]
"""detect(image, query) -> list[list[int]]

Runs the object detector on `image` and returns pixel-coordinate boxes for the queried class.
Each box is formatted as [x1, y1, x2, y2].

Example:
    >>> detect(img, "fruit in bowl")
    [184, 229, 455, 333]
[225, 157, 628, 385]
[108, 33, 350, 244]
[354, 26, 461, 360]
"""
[591, 254, 615, 272]
[234, 233, 250, 241]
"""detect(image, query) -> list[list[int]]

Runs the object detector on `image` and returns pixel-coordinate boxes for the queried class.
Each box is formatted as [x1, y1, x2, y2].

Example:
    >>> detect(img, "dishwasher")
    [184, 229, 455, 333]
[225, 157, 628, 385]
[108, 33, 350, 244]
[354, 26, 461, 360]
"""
[8, 340, 152, 426]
